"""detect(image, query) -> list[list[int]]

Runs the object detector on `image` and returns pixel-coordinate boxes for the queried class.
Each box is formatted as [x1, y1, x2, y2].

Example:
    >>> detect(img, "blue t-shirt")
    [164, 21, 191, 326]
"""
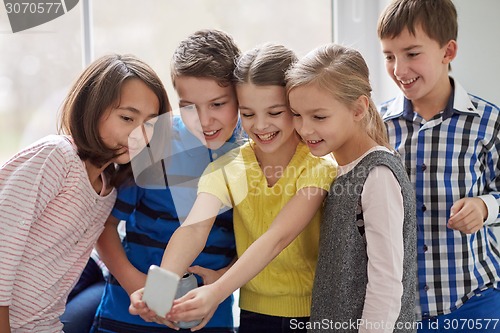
[92, 116, 242, 332]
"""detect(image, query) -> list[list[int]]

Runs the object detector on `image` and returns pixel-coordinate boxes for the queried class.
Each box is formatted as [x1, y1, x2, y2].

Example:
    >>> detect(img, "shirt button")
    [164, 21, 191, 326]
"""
[212, 152, 218, 159]
[422, 204, 427, 212]
[94, 198, 98, 204]
[19, 220, 25, 226]
[424, 285, 429, 291]
[421, 163, 427, 171]
[423, 244, 428, 252]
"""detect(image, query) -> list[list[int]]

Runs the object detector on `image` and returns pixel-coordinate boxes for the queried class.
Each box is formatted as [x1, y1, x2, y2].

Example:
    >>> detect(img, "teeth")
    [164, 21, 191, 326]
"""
[400, 77, 417, 85]
[308, 140, 322, 144]
[204, 130, 218, 136]
[256, 132, 277, 141]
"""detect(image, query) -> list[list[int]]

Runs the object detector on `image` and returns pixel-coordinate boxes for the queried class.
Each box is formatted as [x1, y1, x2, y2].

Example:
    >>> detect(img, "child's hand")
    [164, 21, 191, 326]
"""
[166, 285, 219, 331]
[187, 265, 222, 285]
[448, 197, 487, 234]
[128, 288, 158, 322]
[129, 287, 179, 329]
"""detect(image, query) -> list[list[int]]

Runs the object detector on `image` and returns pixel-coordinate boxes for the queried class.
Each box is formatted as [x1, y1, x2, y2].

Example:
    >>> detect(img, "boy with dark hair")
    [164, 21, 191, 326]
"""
[378, 1, 500, 332]
[91, 29, 242, 333]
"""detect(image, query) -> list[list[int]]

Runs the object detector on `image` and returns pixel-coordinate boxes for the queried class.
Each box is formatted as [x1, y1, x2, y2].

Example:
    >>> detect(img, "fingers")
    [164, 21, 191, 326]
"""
[448, 198, 485, 234]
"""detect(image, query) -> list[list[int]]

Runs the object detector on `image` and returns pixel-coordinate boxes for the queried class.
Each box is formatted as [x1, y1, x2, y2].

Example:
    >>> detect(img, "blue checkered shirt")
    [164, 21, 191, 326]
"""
[379, 78, 500, 319]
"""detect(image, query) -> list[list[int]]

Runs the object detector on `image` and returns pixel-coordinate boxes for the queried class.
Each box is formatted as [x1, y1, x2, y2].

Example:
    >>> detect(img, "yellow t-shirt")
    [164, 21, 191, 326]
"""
[198, 141, 336, 317]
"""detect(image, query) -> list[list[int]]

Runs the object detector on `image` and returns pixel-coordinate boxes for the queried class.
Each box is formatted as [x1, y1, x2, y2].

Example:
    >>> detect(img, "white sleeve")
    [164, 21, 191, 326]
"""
[359, 165, 404, 333]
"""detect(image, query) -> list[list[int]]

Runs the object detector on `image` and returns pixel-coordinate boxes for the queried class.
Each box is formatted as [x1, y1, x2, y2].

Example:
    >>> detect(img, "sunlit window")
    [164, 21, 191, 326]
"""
[0, 0, 331, 164]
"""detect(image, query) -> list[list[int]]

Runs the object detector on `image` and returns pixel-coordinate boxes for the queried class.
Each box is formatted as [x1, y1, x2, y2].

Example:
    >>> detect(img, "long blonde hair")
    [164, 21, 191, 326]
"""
[286, 44, 389, 148]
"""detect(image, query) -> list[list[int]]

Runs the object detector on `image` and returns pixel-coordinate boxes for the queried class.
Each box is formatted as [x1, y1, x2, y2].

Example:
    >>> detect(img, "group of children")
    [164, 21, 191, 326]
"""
[1, 1, 499, 333]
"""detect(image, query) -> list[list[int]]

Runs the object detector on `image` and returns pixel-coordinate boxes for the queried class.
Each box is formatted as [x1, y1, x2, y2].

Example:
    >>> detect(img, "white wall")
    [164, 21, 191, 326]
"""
[333, 0, 500, 239]
[333, 0, 500, 106]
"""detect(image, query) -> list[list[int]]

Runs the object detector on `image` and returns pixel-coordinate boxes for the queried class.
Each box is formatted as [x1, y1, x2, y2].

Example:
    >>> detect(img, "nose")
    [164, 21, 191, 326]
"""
[254, 115, 269, 131]
[129, 124, 146, 142]
[197, 107, 213, 128]
[392, 57, 407, 78]
[294, 116, 312, 137]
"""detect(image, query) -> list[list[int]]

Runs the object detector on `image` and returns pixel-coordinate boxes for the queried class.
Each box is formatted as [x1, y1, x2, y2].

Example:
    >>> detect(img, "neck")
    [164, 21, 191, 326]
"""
[333, 133, 378, 166]
[84, 160, 111, 194]
[254, 133, 301, 168]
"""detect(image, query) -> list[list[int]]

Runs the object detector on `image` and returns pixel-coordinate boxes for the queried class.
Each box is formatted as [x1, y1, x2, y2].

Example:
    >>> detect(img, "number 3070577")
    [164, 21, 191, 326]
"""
[5, 2, 63, 14]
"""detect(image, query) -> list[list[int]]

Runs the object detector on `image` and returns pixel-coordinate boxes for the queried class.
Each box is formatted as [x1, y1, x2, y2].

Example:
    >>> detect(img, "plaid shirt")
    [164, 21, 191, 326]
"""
[379, 78, 500, 319]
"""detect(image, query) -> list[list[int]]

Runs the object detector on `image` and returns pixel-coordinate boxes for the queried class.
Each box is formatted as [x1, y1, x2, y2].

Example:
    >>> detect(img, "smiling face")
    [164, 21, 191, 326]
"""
[98, 78, 160, 165]
[289, 83, 372, 165]
[237, 83, 298, 156]
[174, 76, 239, 150]
[380, 24, 456, 111]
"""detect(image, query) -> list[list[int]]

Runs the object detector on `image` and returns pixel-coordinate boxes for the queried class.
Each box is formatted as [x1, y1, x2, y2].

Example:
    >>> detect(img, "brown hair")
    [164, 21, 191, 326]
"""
[59, 54, 171, 187]
[171, 29, 241, 87]
[377, 0, 458, 47]
[233, 42, 297, 87]
[286, 44, 389, 148]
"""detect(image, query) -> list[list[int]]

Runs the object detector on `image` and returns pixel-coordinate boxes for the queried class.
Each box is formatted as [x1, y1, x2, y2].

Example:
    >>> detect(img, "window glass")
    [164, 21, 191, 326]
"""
[0, 0, 331, 164]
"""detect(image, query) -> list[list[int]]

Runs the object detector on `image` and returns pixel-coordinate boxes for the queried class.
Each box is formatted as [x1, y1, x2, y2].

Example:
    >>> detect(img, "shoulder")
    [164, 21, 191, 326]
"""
[3, 135, 79, 169]
[453, 78, 499, 119]
[295, 142, 337, 172]
[469, 94, 500, 118]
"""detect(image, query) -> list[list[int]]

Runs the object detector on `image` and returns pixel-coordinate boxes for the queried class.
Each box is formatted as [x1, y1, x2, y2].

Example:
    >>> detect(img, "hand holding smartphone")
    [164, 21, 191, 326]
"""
[142, 265, 180, 317]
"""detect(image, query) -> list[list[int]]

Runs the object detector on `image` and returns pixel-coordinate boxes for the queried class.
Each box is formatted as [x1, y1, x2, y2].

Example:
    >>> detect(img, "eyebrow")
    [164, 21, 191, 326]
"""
[290, 107, 325, 114]
[180, 94, 229, 105]
[383, 44, 422, 53]
[118, 106, 158, 118]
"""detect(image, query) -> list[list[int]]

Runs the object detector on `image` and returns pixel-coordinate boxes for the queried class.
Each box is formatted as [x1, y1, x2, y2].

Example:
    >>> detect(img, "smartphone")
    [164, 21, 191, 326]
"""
[142, 265, 180, 317]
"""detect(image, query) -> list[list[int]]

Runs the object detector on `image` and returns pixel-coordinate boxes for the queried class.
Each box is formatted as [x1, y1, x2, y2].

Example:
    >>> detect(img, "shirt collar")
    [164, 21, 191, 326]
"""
[382, 77, 479, 122]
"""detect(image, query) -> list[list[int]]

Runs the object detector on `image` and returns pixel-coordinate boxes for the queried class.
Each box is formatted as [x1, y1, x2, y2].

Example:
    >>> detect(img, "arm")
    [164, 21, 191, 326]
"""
[448, 120, 500, 233]
[360, 166, 404, 333]
[0, 306, 11, 333]
[129, 192, 221, 318]
[167, 187, 327, 329]
[95, 215, 146, 295]
[160, 192, 223, 277]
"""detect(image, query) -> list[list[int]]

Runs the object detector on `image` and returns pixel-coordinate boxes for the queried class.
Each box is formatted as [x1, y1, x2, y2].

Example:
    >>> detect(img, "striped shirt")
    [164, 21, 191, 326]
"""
[379, 78, 500, 319]
[0, 135, 116, 332]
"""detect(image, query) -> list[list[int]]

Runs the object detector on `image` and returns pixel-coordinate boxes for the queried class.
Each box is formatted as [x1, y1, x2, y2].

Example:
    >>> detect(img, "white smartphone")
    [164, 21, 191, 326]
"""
[142, 265, 180, 317]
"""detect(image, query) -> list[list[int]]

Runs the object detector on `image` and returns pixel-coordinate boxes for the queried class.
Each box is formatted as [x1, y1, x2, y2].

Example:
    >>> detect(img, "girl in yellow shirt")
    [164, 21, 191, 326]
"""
[130, 43, 336, 333]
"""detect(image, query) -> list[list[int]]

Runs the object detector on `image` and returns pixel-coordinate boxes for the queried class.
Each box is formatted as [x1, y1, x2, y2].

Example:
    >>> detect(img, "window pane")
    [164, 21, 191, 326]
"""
[1, 0, 331, 164]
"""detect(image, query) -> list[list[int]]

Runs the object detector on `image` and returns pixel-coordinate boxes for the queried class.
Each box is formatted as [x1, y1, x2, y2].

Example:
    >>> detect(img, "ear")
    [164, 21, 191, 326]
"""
[443, 40, 457, 64]
[353, 95, 369, 121]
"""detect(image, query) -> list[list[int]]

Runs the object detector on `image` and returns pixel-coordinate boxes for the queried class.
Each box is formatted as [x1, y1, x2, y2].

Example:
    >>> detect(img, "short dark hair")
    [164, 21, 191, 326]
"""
[377, 0, 458, 47]
[171, 29, 241, 87]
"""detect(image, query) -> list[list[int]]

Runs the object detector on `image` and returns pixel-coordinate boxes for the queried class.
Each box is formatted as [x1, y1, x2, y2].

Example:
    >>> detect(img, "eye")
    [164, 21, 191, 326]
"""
[291, 112, 301, 118]
[211, 102, 226, 108]
[121, 115, 133, 122]
[408, 52, 419, 58]
[269, 111, 284, 117]
[241, 113, 254, 118]
[384, 54, 394, 61]
[313, 115, 327, 120]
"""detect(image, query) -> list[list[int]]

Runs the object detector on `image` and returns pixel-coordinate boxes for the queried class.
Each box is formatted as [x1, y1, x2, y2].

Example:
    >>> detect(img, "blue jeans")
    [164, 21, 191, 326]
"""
[419, 288, 500, 333]
[61, 258, 105, 333]
[238, 310, 308, 333]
